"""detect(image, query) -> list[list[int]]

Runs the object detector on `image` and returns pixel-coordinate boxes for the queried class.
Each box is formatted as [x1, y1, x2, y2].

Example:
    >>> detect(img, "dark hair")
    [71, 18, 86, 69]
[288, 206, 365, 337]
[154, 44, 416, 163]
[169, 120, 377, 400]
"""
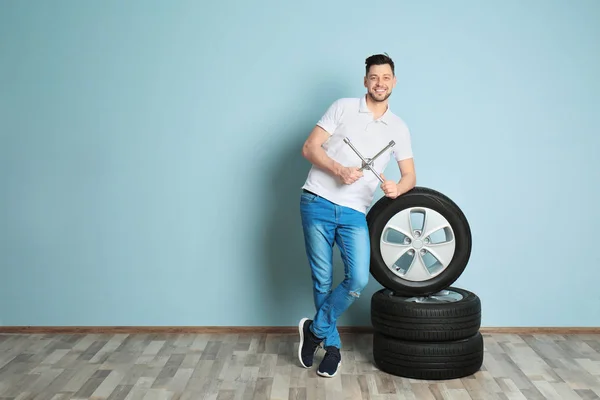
[365, 53, 395, 76]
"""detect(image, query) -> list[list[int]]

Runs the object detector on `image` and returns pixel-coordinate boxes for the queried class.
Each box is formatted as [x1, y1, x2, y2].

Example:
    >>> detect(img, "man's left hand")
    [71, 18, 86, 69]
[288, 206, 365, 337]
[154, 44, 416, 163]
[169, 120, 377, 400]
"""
[380, 174, 400, 199]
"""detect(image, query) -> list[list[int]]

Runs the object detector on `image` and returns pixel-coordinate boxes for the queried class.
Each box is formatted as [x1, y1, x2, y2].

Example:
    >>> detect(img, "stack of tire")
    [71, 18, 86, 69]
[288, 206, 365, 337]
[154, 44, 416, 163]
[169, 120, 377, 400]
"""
[366, 187, 483, 380]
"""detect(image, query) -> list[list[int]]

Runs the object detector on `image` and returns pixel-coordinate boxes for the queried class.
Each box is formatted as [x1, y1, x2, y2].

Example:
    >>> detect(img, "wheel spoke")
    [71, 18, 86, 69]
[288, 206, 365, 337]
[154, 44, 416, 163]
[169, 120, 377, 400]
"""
[403, 253, 432, 281]
[380, 241, 411, 267]
[422, 209, 450, 238]
[425, 239, 456, 268]
[385, 211, 413, 237]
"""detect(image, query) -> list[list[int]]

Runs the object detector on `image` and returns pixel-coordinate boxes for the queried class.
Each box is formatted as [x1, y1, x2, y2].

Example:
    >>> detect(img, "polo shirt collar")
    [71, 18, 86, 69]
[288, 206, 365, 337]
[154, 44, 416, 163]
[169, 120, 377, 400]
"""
[359, 94, 391, 124]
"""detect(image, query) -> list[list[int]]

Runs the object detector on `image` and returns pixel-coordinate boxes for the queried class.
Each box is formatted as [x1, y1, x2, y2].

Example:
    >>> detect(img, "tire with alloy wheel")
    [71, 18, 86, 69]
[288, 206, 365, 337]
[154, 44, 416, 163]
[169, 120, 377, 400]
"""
[371, 287, 481, 342]
[366, 187, 472, 296]
[372, 331, 484, 380]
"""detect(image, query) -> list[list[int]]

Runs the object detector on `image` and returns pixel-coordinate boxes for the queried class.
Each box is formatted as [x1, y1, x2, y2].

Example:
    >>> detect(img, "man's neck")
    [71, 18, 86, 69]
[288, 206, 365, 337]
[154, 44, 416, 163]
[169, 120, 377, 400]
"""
[365, 94, 388, 119]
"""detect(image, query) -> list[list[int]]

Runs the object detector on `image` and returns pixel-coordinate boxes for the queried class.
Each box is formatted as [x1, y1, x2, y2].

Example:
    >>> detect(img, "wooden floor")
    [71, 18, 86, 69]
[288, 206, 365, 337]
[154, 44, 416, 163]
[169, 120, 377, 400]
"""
[0, 331, 599, 399]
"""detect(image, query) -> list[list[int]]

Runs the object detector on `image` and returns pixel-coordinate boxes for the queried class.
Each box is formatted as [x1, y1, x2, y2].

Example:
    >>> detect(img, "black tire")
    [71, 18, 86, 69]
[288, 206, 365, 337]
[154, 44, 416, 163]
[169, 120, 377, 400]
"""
[366, 186, 472, 296]
[373, 331, 484, 380]
[371, 287, 481, 342]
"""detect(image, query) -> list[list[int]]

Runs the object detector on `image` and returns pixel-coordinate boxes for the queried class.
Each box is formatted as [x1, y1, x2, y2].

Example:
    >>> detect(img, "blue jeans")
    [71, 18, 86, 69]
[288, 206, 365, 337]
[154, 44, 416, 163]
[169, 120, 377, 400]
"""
[299, 190, 370, 349]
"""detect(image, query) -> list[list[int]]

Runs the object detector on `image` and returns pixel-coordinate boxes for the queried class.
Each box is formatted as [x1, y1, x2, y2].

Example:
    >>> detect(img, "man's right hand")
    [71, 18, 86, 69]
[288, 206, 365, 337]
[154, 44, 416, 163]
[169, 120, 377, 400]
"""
[338, 166, 363, 184]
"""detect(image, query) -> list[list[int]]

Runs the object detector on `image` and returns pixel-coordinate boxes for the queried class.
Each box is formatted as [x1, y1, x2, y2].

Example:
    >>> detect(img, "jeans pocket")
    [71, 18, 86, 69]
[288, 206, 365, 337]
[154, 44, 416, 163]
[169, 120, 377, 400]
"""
[300, 192, 318, 204]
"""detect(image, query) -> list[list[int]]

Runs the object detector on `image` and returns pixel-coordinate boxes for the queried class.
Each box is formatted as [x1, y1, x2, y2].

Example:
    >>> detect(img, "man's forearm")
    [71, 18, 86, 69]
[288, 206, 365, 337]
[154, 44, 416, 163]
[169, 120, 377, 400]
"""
[302, 145, 343, 178]
[396, 173, 416, 195]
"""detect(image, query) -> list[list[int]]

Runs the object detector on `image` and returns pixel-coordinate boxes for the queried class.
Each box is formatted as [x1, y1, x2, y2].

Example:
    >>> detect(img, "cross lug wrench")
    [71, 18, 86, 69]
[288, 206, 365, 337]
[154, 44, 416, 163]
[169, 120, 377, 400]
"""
[343, 137, 395, 183]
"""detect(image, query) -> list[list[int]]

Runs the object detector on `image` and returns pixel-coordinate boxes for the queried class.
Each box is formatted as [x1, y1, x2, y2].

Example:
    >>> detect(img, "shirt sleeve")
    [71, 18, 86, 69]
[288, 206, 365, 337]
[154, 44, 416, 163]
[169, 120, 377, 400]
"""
[316, 99, 343, 135]
[394, 123, 414, 161]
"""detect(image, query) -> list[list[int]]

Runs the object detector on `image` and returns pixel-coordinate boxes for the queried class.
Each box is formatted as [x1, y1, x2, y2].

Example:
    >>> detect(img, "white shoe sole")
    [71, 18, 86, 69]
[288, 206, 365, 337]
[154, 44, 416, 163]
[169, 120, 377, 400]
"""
[298, 318, 310, 368]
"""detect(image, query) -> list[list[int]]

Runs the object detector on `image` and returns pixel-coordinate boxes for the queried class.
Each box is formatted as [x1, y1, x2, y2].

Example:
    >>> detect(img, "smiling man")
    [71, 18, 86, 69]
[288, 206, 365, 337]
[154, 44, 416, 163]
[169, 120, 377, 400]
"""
[297, 53, 417, 377]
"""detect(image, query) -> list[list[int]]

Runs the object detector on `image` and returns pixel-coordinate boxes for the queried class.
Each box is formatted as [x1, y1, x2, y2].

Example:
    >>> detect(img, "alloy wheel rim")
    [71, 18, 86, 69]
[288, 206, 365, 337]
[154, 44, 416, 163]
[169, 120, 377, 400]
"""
[379, 207, 456, 281]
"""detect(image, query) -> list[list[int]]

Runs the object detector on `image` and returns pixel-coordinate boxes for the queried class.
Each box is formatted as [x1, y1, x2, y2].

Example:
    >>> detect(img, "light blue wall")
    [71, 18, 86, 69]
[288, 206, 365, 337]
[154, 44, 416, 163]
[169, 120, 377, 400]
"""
[1, 1, 599, 328]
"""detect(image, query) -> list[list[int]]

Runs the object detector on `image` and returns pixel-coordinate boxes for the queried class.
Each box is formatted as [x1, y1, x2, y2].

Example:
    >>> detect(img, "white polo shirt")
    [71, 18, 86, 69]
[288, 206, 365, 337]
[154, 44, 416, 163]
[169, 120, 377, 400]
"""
[302, 95, 413, 214]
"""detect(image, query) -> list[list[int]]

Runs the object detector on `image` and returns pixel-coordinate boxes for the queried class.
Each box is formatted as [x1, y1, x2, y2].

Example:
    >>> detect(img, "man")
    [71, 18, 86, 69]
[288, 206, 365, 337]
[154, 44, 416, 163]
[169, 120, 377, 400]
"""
[297, 53, 416, 377]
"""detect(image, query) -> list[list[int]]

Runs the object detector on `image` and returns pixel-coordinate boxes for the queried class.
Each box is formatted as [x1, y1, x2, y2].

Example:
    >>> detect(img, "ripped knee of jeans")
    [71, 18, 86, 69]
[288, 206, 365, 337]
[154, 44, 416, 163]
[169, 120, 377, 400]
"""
[347, 277, 368, 299]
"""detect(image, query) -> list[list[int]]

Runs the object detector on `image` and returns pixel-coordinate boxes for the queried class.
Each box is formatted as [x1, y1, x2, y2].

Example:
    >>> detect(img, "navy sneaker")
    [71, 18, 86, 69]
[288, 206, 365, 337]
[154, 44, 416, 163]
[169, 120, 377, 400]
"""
[297, 318, 322, 368]
[317, 346, 341, 377]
